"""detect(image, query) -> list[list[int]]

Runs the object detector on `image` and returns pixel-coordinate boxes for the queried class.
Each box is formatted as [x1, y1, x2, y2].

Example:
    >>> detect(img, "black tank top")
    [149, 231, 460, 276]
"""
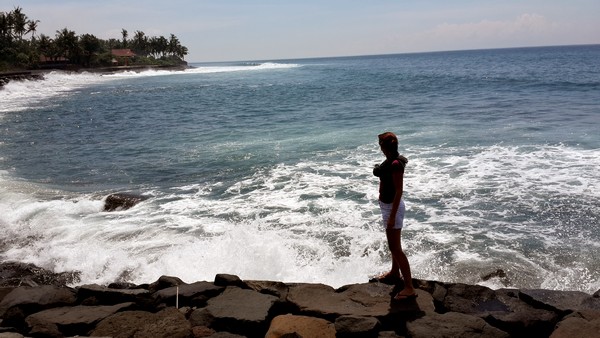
[373, 155, 407, 204]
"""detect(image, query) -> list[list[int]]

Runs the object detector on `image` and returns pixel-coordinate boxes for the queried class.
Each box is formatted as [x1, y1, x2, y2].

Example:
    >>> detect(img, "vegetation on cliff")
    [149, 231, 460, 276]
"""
[0, 7, 188, 71]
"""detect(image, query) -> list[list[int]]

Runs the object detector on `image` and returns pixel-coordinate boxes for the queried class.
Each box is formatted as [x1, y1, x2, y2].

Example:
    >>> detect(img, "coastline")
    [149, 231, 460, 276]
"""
[0, 64, 190, 88]
[0, 262, 598, 337]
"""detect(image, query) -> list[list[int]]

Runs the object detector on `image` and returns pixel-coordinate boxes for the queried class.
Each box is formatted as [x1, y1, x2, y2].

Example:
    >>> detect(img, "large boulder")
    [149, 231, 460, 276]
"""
[103, 193, 148, 212]
[0, 286, 76, 317]
[550, 310, 600, 338]
[286, 282, 429, 322]
[335, 315, 381, 338]
[265, 314, 336, 338]
[25, 302, 135, 337]
[519, 289, 600, 313]
[91, 307, 192, 338]
[484, 289, 558, 337]
[406, 312, 510, 338]
[204, 287, 279, 337]
[153, 281, 224, 308]
[77, 284, 150, 306]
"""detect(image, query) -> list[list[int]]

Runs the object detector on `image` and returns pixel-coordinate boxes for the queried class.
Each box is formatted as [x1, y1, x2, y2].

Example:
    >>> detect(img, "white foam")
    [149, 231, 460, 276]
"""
[0, 71, 108, 113]
[102, 62, 301, 78]
[0, 143, 598, 292]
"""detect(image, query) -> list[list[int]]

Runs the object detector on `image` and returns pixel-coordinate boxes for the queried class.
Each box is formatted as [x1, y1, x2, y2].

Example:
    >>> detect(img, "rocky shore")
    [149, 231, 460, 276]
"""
[0, 71, 45, 88]
[0, 262, 598, 337]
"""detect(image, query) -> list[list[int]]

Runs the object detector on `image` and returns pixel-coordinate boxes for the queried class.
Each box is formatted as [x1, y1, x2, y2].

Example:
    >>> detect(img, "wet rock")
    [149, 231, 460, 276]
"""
[92, 307, 192, 338]
[204, 287, 279, 337]
[103, 193, 148, 211]
[406, 311, 510, 338]
[265, 314, 336, 338]
[0, 262, 80, 287]
[25, 302, 135, 337]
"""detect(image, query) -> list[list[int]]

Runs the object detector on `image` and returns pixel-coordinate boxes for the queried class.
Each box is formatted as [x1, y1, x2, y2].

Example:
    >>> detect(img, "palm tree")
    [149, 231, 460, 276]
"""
[54, 28, 79, 62]
[121, 28, 128, 48]
[10, 7, 28, 40]
[79, 33, 102, 66]
[27, 19, 39, 39]
[132, 30, 146, 54]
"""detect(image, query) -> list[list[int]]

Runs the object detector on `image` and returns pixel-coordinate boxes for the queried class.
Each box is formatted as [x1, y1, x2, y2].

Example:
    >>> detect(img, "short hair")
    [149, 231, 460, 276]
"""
[378, 132, 398, 153]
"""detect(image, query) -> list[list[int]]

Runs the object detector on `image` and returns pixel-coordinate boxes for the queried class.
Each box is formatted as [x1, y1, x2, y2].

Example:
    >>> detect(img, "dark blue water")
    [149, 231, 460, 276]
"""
[1, 45, 599, 291]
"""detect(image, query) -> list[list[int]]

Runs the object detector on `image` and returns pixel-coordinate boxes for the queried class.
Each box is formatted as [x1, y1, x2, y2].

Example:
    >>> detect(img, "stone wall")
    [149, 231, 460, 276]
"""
[0, 263, 598, 338]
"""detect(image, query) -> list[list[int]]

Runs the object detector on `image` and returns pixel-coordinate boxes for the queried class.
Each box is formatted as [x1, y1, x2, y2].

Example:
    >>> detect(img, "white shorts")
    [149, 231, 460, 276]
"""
[379, 200, 405, 230]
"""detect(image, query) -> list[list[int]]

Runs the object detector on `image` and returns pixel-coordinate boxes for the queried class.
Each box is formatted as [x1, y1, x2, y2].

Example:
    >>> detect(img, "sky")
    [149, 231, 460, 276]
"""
[4, 0, 600, 62]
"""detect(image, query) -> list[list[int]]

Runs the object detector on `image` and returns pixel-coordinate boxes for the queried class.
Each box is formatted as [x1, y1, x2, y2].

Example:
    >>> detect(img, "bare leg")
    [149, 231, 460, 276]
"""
[386, 228, 415, 298]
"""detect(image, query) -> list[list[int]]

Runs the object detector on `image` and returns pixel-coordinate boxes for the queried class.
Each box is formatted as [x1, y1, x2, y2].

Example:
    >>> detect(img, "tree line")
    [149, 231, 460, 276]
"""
[1, 7, 188, 71]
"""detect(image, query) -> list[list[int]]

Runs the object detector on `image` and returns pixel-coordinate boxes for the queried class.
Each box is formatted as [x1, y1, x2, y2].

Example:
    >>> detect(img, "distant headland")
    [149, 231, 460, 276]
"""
[0, 7, 189, 75]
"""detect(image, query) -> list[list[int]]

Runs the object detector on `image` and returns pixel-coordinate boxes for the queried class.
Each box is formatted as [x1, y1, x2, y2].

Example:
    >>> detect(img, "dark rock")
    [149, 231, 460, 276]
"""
[153, 281, 224, 308]
[245, 280, 290, 299]
[108, 281, 138, 289]
[25, 302, 135, 337]
[594, 289, 600, 298]
[441, 283, 505, 314]
[482, 288, 558, 337]
[92, 307, 192, 338]
[377, 331, 403, 338]
[0, 286, 76, 317]
[204, 287, 279, 337]
[24, 315, 62, 338]
[335, 315, 381, 338]
[77, 284, 150, 306]
[214, 274, 249, 289]
[148, 275, 186, 293]
[406, 312, 510, 338]
[103, 193, 148, 211]
[265, 314, 336, 338]
[519, 289, 600, 313]
[0, 262, 80, 287]
[189, 308, 215, 327]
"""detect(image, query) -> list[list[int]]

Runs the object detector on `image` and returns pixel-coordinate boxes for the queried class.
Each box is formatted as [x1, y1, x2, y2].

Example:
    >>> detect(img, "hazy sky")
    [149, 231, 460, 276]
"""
[5, 0, 600, 62]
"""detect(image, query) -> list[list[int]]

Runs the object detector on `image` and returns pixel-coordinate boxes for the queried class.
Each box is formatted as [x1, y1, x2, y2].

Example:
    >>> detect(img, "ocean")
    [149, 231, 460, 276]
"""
[1, 45, 599, 293]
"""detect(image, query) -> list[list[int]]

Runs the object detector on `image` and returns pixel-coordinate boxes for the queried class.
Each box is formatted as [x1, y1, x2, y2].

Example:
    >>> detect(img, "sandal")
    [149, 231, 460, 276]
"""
[369, 272, 402, 284]
[394, 291, 417, 301]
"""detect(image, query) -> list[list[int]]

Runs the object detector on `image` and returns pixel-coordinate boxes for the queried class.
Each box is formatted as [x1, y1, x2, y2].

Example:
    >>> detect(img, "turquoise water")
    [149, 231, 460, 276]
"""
[1, 45, 599, 292]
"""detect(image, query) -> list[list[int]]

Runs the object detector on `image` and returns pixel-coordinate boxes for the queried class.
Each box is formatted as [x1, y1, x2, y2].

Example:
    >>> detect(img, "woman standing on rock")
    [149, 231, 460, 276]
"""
[372, 131, 416, 300]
